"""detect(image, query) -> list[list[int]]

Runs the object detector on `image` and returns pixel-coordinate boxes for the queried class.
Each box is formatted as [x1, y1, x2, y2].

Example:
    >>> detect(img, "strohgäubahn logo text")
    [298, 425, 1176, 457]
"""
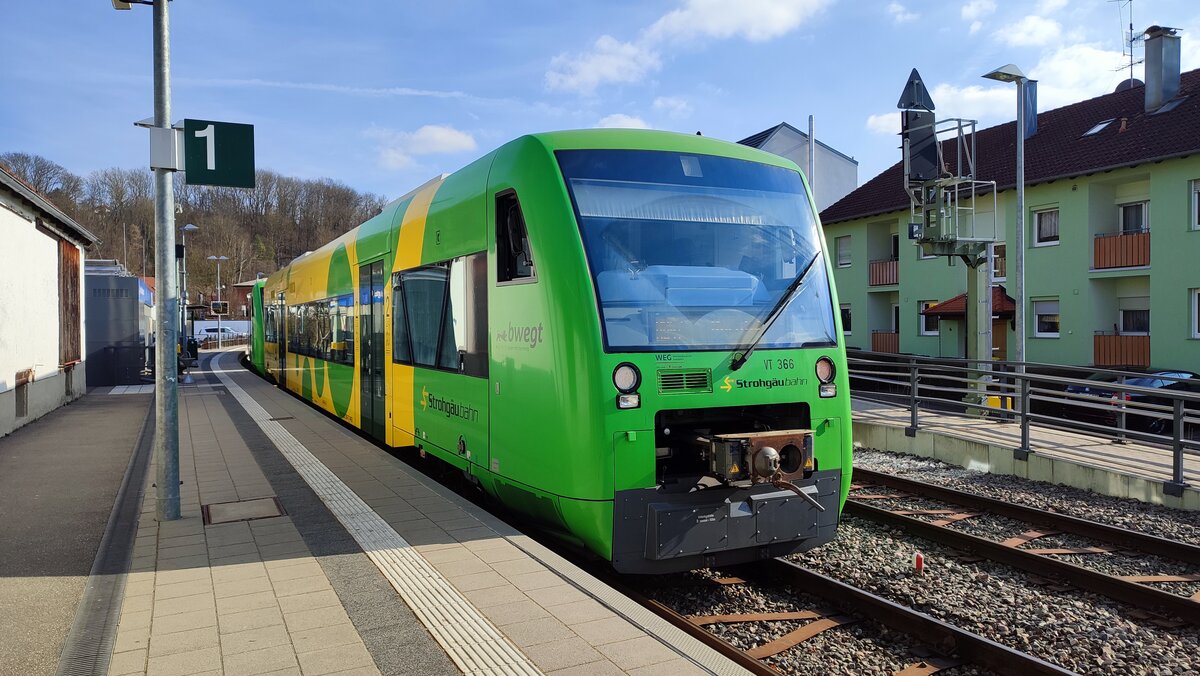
[420, 386, 480, 422]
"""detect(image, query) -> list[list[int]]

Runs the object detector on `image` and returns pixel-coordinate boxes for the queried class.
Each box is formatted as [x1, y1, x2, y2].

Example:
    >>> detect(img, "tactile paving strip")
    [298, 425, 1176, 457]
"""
[212, 355, 540, 675]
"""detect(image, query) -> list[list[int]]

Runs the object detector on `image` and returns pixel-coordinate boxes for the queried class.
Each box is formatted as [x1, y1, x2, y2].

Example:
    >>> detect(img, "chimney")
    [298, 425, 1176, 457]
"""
[1144, 25, 1181, 112]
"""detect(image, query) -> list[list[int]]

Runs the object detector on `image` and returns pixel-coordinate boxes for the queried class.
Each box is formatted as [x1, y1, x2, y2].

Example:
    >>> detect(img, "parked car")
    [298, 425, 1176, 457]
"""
[195, 326, 245, 342]
[1063, 369, 1200, 437]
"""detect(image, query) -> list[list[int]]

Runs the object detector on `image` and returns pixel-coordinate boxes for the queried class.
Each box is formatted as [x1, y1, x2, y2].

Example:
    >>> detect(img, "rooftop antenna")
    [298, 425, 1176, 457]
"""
[1110, 0, 1144, 78]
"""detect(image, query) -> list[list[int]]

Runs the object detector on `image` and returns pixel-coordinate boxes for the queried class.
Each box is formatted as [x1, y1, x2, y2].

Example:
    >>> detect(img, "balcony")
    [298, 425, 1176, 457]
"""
[871, 330, 900, 353]
[1094, 332, 1150, 367]
[869, 258, 899, 286]
[1093, 230, 1150, 270]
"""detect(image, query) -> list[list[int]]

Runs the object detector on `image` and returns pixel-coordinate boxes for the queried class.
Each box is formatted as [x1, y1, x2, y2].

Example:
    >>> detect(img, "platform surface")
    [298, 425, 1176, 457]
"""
[0, 393, 149, 676]
[98, 350, 740, 676]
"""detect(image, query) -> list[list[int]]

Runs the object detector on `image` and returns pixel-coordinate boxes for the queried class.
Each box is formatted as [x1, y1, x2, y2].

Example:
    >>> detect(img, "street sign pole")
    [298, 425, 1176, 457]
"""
[152, 0, 181, 521]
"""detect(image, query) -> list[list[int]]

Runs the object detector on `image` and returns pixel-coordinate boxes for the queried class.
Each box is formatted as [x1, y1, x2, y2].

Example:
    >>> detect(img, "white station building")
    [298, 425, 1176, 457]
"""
[0, 163, 99, 436]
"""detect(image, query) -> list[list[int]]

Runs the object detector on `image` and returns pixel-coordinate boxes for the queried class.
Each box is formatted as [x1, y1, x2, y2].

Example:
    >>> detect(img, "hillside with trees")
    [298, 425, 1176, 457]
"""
[1, 151, 386, 311]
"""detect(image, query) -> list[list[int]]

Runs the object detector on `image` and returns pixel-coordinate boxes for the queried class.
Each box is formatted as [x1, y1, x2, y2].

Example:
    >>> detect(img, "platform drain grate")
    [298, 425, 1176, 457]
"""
[202, 496, 285, 525]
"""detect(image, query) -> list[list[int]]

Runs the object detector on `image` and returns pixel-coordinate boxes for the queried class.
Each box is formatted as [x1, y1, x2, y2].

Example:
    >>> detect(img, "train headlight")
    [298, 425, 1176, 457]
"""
[815, 357, 836, 384]
[613, 363, 641, 393]
[617, 393, 641, 409]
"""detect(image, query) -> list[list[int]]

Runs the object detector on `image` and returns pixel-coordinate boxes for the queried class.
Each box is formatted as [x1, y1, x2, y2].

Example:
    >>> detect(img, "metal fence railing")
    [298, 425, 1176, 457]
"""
[846, 349, 1199, 495]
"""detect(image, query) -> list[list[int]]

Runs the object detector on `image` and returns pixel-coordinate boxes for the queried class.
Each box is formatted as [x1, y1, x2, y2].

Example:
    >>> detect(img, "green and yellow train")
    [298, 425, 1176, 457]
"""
[248, 129, 851, 573]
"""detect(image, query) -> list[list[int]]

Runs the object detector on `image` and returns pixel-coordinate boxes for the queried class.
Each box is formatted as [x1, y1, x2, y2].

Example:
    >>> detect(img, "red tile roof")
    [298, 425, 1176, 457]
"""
[820, 69, 1200, 225]
[922, 285, 1016, 318]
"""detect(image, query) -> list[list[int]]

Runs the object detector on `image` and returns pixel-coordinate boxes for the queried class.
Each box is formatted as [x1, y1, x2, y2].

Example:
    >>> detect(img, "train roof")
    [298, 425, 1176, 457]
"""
[264, 128, 806, 287]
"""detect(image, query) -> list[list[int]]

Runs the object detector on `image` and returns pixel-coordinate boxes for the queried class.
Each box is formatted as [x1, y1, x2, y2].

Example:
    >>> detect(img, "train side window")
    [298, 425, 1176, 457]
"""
[401, 266, 450, 367]
[497, 191, 535, 282]
[392, 274, 412, 364]
[438, 253, 489, 377]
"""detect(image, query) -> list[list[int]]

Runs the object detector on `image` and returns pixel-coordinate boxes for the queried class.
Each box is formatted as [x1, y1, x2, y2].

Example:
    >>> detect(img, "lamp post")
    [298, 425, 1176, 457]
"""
[113, 0, 179, 521]
[207, 255, 229, 348]
[982, 64, 1027, 369]
[179, 223, 198, 360]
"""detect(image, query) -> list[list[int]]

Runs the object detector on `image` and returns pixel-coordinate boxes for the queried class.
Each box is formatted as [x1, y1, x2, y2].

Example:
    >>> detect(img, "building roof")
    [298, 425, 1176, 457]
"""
[0, 162, 99, 246]
[921, 285, 1016, 318]
[738, 122, 859, 166]
[820, 69, 1200, 225]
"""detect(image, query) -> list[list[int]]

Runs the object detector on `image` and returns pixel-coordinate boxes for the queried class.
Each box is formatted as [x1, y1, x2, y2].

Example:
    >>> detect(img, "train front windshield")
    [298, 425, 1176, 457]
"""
[559, 149, 837, 352]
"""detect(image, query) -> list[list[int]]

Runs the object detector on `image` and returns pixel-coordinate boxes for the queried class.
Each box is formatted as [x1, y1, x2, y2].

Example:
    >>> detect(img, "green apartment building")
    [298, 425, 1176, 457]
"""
[819, 36, 1200, 372]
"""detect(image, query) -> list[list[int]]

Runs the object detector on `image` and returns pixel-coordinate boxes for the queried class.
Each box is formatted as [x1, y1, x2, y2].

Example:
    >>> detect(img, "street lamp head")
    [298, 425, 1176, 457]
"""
[180, 223, 198, 232]
[206, 255, 229, 261]
[983, 63, 1027, 83]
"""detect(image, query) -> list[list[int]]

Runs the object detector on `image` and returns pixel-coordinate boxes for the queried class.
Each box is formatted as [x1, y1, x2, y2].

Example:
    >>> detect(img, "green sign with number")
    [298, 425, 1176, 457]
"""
[183, 119, 255, 188]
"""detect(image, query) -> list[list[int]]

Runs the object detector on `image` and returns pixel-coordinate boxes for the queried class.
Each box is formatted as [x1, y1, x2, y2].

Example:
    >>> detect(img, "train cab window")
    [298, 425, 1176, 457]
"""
[497, 191, 535, 282]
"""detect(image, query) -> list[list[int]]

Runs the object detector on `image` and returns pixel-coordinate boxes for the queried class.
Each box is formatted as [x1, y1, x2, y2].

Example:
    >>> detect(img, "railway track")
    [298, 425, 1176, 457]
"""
[848, 468, 1200, 624]
[619, 559, 1073, 675]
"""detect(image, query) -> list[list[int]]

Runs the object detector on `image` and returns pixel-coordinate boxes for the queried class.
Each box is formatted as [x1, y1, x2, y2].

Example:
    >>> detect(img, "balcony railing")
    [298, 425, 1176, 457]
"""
[1093, 229, 1150, 269]
[871, 330, 900, 353]
[869, 258, 899, 286]
[1094, 332, 1150, 367]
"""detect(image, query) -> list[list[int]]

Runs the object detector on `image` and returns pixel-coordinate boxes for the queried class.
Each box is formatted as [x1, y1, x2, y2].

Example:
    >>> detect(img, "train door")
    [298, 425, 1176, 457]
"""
[276, 294, 287, 378]
[359, 261, 387, 440]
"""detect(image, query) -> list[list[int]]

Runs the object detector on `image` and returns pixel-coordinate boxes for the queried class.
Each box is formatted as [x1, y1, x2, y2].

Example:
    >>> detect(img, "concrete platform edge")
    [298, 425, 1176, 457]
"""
[54, 394, 154, 676]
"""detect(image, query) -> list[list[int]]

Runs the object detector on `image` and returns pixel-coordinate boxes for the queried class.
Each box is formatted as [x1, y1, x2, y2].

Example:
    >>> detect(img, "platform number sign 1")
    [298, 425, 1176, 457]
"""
[183, 119, 255, 188]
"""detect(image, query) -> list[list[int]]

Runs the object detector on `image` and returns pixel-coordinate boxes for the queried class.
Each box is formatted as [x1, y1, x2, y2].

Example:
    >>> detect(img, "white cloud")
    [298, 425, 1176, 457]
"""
[1037, 0, 1067, 13]
[969, 20, 983, 34]
[994, 15, 1062, 47]
[366, 124, 477, 170]
[596, 114, 651, 129]
[547, 0, 831, 94]
[545, 35, 661, 94]
[887, 2, 918, 24]
[961, 0, 995, 22]
[653, 96, 693, 118]
[865, 112, 900, 135]
[645, 0, 833, 43]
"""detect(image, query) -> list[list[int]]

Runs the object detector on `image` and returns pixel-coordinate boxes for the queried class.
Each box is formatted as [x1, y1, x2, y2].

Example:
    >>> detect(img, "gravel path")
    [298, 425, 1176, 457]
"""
[837, 448, 1200, 673]
[792, 518, 1200, 675]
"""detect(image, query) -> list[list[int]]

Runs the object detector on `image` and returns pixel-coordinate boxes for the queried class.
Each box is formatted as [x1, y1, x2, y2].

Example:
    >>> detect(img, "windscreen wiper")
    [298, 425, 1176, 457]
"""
[729, 251, 822, 371]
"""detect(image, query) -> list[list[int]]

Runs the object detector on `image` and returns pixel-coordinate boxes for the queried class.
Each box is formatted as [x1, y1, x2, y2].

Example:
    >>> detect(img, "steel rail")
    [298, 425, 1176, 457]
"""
[762, 559, 1074, 675]
[852, 468, 1200, 564]
[846, 500, 1200, 624]
[611, 581, 781, 675]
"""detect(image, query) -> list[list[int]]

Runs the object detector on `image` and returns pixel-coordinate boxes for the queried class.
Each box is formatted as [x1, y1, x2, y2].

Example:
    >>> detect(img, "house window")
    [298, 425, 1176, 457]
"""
[890, 233, 900, 260]
[835, 235, 851, 267]
[1034, 209, 1059, 245]
[1191, 180, 1199, 231]
[1118, 297, 1150, 335]
[840, 304, 852, 335]
[919, 301, 939, 336]
[1120, 309, 1150, 334]
[1192, 288, 1200, 338]
[1033, 299, 1060, 337]
[1119, 201, 1148, 234]
[992, 243, 1007, 281]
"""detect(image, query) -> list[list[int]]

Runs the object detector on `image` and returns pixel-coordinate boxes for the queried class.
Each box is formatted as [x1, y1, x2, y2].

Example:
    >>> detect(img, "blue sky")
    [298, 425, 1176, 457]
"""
[4, 1, 1199, 200]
